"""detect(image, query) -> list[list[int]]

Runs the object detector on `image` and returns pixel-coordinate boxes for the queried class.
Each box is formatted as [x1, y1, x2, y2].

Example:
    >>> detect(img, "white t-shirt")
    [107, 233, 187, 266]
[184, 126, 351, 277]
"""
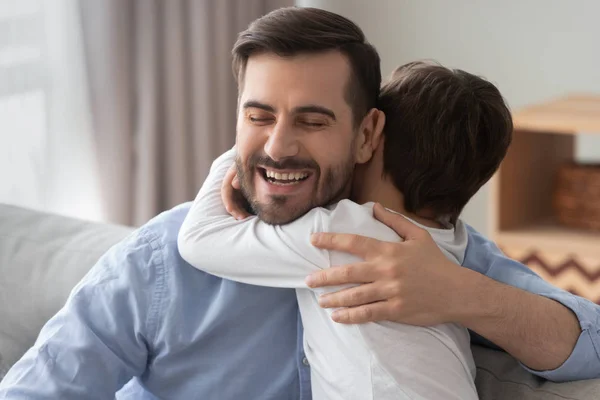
[178, 149, 477, 400]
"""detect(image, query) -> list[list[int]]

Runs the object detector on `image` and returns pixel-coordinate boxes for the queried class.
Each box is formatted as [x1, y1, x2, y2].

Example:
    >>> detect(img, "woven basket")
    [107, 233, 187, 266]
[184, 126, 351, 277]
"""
[553, 163, 600, 231]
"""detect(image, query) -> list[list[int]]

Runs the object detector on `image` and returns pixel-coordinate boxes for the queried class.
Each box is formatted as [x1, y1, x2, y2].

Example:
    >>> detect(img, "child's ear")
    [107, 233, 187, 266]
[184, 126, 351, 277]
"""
[355, 108, 386, 164]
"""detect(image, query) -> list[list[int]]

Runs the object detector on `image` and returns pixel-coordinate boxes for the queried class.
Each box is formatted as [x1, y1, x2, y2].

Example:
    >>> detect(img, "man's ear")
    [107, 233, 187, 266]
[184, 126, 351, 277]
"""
[355, 108, 386, 164]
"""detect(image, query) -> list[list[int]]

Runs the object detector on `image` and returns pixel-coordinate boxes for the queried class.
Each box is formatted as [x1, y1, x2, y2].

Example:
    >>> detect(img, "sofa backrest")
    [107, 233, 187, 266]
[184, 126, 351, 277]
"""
[0, 204, 132, 374]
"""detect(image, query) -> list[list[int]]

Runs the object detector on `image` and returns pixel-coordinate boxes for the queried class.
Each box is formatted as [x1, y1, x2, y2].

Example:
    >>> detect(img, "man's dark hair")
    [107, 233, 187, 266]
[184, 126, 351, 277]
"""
[378, 61, 513, 223]
[232, 7, 381, 126]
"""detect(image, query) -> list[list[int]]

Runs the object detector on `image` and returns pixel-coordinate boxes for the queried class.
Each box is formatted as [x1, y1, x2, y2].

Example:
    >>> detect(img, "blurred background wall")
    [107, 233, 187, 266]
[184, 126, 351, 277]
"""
[2, 0, 600, 233]
[298, 0, 600, 234]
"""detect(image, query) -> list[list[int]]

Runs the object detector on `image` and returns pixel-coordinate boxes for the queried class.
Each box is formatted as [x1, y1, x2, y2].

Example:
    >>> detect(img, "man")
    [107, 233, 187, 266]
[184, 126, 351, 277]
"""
[1, 7, 599, 400]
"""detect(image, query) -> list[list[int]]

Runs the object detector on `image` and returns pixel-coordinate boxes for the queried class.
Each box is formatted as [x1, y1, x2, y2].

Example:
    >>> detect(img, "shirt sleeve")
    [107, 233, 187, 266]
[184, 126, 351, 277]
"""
[0, 229, 164, 399]
[462, 223, 600, 381]
[178, 149, 329, 288]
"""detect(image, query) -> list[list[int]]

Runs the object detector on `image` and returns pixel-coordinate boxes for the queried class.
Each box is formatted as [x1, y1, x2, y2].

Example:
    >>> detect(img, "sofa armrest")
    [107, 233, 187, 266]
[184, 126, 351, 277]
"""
[473, 345, 600, 399]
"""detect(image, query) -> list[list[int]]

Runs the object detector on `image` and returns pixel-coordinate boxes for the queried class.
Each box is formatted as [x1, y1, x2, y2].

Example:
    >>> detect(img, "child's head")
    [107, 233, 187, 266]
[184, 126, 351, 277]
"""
[377, 61, 512, 223]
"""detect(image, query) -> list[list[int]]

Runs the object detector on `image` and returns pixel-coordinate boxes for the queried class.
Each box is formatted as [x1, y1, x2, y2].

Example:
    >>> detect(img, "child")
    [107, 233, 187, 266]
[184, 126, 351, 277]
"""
[178, 61, 512, 399]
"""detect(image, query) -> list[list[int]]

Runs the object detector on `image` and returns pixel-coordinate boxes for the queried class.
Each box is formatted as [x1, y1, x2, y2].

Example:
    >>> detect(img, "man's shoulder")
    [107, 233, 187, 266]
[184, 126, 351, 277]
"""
[136, 202, 197, 272]
[96, 202, 220, 310]
[104, 202, 193, 271]
[460, 220, 496, 273]
[141, 202, 192, 243]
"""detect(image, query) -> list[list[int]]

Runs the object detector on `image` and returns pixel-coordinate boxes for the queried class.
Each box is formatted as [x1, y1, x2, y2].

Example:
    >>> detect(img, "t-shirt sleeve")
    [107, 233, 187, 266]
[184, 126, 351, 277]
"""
[178, 149, 329, 288]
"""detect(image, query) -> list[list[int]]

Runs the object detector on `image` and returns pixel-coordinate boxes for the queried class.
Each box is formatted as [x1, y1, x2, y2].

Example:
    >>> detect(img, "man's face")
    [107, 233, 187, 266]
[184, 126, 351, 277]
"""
[236, 51, 359, 224]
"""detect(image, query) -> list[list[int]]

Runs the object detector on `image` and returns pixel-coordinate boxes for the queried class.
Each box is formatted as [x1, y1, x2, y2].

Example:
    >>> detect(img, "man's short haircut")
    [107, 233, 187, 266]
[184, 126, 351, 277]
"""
[378, 61, 513, 222]
[232, 7, 381, 127]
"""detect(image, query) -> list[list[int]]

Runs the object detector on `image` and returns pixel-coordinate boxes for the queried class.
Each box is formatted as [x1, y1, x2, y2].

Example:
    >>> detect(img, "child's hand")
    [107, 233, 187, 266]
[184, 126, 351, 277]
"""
[221, 164, 251, 220]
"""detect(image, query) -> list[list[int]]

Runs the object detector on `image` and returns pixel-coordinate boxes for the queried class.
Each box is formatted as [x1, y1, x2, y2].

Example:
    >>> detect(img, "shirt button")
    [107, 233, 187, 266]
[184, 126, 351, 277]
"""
[302, 357, 309, 366]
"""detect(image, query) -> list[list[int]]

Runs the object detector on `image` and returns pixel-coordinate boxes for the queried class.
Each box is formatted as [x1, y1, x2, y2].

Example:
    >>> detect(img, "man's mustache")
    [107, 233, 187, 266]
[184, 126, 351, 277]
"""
[249, 154, 319, 171]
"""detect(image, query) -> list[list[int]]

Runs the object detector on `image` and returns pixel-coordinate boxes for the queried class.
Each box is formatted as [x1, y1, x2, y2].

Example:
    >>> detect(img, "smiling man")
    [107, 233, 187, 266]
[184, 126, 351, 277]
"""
[235, 51, 374, 225]
[1, 6, 599, 400]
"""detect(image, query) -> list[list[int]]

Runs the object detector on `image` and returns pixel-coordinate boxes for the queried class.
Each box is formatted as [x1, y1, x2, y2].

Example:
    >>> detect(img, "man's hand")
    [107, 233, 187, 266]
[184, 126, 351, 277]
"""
[221, 164, 251, 220]
[306, 203, 469, 325]
[307, 203, 581, 371]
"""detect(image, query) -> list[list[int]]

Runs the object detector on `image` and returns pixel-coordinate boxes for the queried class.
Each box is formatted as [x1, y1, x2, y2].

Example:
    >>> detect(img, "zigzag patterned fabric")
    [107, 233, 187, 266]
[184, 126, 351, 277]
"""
[503, 248, 600, 304]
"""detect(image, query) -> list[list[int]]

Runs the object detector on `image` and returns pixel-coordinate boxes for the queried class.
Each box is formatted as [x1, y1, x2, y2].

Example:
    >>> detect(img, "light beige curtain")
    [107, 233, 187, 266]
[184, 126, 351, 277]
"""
[79, 0, 292, 226]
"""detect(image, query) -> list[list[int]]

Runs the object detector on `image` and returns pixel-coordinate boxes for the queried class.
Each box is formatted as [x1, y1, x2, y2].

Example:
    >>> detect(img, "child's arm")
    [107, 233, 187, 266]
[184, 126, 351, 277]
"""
[178, 149, 401, 289]
[178, 149, 329, 288]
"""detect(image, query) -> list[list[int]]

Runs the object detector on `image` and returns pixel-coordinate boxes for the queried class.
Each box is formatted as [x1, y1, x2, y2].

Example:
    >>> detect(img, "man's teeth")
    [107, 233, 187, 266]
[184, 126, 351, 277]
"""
[265, 170, 309, 181]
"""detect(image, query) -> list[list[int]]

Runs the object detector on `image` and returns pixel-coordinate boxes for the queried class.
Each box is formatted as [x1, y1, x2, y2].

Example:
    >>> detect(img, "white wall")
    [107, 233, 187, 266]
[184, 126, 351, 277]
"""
[297, 0, 600, 234]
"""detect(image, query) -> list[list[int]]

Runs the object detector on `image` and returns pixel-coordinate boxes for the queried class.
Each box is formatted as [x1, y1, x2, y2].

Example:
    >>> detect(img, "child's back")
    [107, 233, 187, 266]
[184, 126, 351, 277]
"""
[179, 60, 513, 399]
[297, 199, 476, 399]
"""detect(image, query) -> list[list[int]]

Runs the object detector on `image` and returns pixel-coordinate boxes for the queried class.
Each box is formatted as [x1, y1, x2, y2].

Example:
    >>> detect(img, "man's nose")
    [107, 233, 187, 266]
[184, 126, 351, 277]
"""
[264, 122, 299, 161]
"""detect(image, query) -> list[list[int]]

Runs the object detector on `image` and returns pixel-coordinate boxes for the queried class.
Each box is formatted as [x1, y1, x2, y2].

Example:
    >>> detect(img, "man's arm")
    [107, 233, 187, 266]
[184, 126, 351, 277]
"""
[454, 260, 580, 373]
[462, 225, 600, 381]
[0, 230, 160, 399]
[306, 205, 598, 382]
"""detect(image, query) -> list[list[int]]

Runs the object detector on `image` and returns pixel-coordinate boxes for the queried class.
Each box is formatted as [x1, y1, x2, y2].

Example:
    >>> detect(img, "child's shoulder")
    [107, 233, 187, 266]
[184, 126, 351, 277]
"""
[319, 200, 400, 243]
[326, 199, 374, 213]
[321, 199, 377, 226]
[425, 218, 469, 265]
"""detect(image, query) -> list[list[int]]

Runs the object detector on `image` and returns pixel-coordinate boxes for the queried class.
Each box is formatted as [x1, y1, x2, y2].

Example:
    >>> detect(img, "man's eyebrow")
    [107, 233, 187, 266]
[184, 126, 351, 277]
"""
[293, 105, 336, 121]
[242, 100, 275, 113]
[242, 101, 336, 120]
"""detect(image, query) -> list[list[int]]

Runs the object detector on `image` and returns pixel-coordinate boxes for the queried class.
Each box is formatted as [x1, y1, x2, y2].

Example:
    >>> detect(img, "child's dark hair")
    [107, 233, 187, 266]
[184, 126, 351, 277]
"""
[378, 61, 513, 223]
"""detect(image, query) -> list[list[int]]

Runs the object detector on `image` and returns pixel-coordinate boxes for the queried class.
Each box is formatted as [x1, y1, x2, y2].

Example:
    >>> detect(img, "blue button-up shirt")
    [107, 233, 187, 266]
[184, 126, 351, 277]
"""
[1, 203, 599, 399]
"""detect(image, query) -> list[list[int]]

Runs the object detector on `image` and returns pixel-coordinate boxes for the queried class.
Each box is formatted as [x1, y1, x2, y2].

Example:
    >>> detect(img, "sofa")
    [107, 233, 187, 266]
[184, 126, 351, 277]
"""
[1, 203, 599, 399]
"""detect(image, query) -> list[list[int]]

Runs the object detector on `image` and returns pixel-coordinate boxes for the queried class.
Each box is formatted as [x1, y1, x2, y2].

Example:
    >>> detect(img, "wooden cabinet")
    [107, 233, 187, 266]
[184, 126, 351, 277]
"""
[491, 95, 600, 303]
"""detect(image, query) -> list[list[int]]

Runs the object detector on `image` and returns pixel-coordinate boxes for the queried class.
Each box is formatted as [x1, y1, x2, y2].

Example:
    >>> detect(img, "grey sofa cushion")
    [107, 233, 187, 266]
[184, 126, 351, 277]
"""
[0, 204, 132, 370]
[474, 345, 600, 399]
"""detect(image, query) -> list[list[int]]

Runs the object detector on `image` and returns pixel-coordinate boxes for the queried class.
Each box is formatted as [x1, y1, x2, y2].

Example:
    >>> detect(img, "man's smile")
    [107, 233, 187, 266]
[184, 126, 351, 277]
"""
[255, 166, 315, 195]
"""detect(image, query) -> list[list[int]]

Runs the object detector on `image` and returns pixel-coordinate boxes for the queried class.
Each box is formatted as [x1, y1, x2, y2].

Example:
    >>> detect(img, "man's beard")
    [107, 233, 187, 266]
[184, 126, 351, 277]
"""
[236, 152, 355, 225]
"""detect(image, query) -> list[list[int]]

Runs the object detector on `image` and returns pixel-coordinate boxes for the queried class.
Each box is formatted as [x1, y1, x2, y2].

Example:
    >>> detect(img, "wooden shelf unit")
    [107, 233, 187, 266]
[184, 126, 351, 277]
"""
[497, 223, 600, 260]
[492, 95, 600, 302]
